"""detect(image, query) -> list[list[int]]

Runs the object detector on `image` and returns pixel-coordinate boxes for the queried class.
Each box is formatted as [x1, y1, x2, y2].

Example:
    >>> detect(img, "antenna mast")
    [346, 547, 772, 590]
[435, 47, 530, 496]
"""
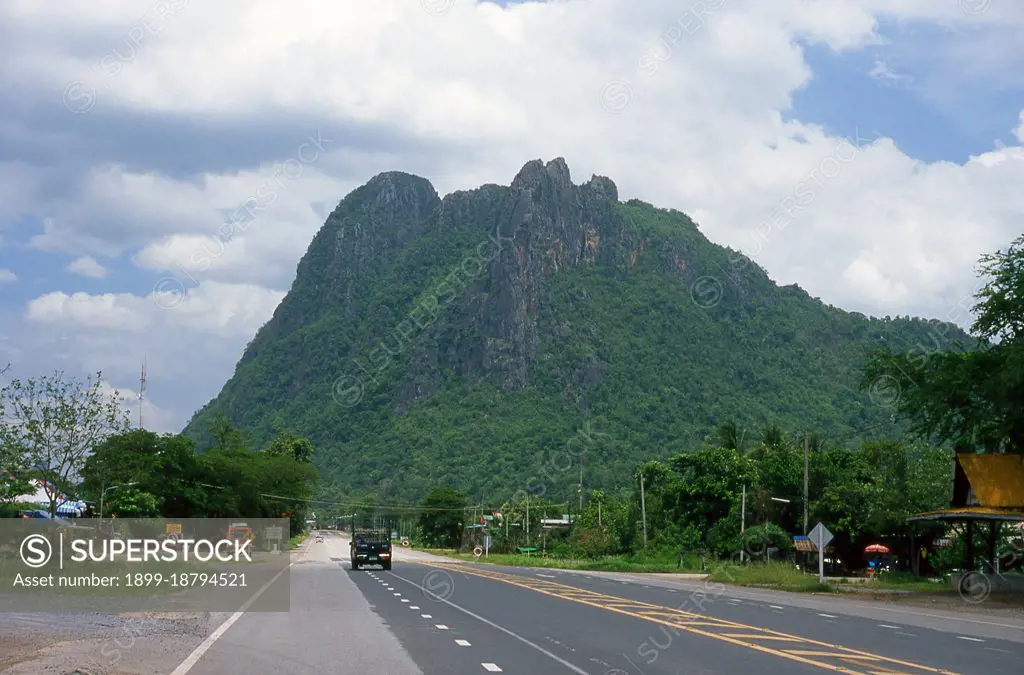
[139, 357, 147, 429]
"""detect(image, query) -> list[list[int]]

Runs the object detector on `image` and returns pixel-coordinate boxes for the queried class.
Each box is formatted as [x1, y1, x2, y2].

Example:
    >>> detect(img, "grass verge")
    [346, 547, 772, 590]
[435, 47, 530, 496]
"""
[707, 562, 833, 592]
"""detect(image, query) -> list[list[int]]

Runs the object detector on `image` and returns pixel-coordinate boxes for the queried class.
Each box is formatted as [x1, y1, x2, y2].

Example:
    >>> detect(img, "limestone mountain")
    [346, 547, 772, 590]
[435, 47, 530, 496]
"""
[183, 158, 968, 502]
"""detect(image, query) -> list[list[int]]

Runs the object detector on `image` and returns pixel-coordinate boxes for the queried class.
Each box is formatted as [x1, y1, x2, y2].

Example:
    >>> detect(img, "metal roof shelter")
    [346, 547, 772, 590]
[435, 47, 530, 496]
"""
[907, 453, 1024, 572]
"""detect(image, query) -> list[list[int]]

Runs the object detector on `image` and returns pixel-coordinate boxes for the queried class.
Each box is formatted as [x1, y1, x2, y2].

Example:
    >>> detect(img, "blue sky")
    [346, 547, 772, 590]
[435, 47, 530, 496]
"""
[791, 18, 1023, 165]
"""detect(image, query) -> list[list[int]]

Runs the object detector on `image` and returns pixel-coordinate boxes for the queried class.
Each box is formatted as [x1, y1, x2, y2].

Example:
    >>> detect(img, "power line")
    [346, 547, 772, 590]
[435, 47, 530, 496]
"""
[259, 492, 568, 512]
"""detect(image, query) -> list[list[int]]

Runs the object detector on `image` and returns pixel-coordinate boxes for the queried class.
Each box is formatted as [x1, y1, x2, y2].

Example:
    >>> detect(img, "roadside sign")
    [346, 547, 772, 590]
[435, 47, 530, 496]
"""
[483, 535, 492, 556]
[166, 524, 182, 535]
[809, 522, 833, 584]
[265, 526, 283, 541]
[391, 531, 398, 539]
[808, 523, 833, 549]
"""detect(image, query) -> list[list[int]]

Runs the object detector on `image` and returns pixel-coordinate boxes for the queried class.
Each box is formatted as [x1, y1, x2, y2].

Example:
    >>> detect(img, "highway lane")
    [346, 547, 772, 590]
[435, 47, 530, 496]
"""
[164, 531, 424, 675]
[159, 534, 1023, 674]
[361, 558, 1024, 675]
[429, 563, 1024, 669]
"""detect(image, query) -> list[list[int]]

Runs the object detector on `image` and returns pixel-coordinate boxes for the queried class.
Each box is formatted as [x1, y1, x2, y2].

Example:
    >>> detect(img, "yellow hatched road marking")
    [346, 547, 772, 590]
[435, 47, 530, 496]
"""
[721, 634, 805, 641]
[423, 562, 959, 675]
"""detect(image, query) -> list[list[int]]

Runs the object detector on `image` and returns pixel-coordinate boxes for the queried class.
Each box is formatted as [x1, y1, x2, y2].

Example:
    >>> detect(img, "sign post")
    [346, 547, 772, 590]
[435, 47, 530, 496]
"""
[266, 525, 283, 554]
[808, 522, 833, 584]
[484, 535, 492, 557]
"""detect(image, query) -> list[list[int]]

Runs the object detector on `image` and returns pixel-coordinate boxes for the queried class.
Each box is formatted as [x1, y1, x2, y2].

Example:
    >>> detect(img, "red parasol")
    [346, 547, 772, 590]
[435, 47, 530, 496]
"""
[864, 544, 890, 553]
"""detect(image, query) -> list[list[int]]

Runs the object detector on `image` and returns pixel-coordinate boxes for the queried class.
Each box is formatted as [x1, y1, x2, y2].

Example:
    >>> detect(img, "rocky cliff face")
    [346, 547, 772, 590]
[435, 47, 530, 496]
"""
[409, 159, 625, 396]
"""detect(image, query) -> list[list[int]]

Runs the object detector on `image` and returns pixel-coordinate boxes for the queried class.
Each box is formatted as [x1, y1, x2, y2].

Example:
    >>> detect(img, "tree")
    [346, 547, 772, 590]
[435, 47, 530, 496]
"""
[209, 413, 250, 452]
[263, 430, 315, 463]
[973, 233, 1024, 344]
[712, 420, 749, 454]
[80, 430, 207, 518]
[0, 464, 32, 506]
[862, 235, 1024, 453]
[417, 487, 467, 548]
[103, 486, 161, 518]
[0, 371, 130, 516]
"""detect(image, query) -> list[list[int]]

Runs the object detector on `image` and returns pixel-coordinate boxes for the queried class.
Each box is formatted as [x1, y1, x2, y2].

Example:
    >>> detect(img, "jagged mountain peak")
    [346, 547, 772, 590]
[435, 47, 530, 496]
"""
[185, 161, 969, 502]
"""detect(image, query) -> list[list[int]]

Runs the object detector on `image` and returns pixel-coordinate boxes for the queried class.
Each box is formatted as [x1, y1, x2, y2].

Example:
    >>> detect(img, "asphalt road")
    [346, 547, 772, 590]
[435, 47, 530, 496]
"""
[9, 532, 1018, 674]
[153, 532, 1023, 675]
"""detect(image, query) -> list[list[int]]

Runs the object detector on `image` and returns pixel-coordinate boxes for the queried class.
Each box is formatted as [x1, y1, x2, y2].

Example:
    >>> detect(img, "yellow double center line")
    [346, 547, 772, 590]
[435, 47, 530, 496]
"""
[422, 562, 959, 675]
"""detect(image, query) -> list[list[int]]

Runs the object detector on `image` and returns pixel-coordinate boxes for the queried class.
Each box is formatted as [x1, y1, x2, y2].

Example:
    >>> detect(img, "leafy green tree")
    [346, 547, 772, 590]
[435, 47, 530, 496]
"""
[667, 447, 756, 534]
[712, 421, 750, 454]
[0, 370, 130, 516]
[0, 456, 31, 506]
[81, 427, 318, 527]
[209, 413, 250, 452]
[263, 430, 315, 463]
[863, 234, 1024, 453]
[81, 430, 207, 518]
[973, 233, 1024, 344]
[417, 487, 467, 547]
[104, 487, 161, 518]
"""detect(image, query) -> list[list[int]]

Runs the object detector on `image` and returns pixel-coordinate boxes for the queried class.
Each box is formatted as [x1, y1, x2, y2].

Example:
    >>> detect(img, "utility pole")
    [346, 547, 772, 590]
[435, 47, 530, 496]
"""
[578, 453, 584, 516]
[138, 357, 147, 429]
[740, 483, 746, 563]
[639, 472, 648, 547]
[803, 431, 809, 535]
[598, 500, 602, 527]
[525, 495, 530, 540]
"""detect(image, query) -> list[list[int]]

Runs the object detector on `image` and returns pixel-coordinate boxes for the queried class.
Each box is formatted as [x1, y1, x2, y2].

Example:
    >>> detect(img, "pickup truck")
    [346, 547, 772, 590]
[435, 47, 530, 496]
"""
[350, 529, 392, 570]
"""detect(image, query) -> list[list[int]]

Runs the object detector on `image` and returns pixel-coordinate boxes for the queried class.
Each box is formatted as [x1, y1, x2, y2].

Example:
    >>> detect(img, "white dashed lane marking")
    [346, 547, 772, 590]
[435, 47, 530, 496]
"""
[422, 614, 432, 618]
[879, 624, 900, 629]
[436, 624, 449, 630]
[957, 636, 985, 642]
[482, 664, 502, 672]
[455, 639, 471, 646]
[817, 613, 837, 618]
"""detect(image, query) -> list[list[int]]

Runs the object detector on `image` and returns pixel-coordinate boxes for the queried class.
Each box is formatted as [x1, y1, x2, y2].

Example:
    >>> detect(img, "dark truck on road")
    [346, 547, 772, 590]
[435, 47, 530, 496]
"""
[350, 528, 392, 570]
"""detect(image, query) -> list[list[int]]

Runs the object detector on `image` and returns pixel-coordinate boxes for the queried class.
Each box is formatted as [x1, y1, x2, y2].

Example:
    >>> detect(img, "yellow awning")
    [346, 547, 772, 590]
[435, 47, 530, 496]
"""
[907, 506, 1024, 522]
[958, 454, 1024, 508]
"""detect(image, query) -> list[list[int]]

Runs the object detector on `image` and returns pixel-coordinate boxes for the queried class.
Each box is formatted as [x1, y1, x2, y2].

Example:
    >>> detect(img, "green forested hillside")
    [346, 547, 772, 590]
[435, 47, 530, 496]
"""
[182, 158, 970, 503]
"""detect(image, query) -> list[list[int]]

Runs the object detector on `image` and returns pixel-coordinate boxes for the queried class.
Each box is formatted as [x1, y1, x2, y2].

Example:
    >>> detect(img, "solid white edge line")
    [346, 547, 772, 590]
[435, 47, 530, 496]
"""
[169, 548, 302, 675]
[387, 571, 590, 675]
[957, 636, 985, 642]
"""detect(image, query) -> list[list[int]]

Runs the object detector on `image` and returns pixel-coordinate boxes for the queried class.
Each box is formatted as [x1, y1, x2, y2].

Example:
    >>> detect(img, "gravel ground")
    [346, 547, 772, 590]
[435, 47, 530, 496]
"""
[0, 609, 232, 674]
[1, 543, 313, 674]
